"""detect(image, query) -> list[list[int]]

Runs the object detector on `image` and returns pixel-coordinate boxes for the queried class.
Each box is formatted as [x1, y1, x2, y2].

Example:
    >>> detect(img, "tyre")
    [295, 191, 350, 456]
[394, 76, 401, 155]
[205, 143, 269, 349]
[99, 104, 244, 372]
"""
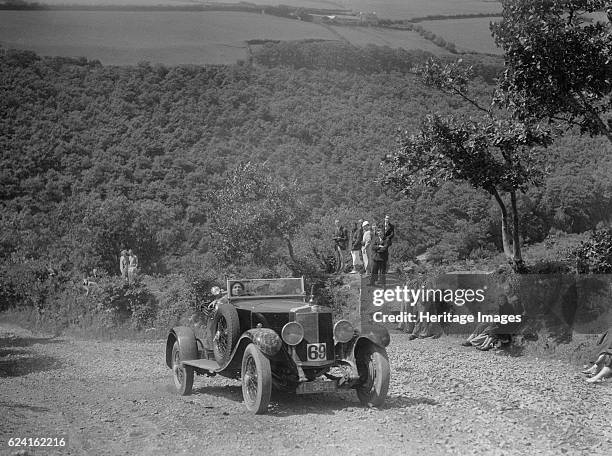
[212, 302, 240, 366]
[241, 343, 272, 414]
[171, 341, 194, 396]
[356, 345, 390, 408]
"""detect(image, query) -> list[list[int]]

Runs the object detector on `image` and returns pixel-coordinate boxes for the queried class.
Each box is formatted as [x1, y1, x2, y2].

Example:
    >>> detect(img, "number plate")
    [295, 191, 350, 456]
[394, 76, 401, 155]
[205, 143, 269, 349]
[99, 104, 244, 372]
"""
[296, 380, 337, 394]
[306, 343, 327, 361]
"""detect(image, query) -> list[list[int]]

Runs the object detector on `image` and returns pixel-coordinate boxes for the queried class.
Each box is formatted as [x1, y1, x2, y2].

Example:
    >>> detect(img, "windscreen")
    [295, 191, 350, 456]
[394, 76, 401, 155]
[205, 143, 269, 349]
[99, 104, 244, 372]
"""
[228, 278, 304, 298]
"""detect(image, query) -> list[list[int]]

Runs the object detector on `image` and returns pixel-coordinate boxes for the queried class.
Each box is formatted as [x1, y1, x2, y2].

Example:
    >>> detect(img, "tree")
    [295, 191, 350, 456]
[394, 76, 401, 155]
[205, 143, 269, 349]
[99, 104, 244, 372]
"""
[208, 162, 305, 267]
[491, 0, 612, 142]
[381, 59, 552, 269]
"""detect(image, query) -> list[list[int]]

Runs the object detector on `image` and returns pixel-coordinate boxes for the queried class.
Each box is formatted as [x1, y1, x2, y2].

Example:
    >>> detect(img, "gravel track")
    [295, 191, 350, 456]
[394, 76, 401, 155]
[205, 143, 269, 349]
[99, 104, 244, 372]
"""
[1, 322, 611, 456]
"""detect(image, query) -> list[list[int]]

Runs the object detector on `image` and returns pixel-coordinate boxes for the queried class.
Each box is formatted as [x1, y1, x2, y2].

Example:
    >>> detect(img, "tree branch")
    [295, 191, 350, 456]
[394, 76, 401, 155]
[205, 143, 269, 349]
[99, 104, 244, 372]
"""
[573, 92, 612, 143]
[448, 86, 492, 115]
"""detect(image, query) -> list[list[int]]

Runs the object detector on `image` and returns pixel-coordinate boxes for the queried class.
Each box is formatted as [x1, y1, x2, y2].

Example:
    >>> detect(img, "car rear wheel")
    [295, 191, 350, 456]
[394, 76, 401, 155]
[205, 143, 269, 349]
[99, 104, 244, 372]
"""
[212, 303, 240, 366]
[356, 345, 390, 408]
[172, 341, 194, 396]
[241, 343, 272, 414]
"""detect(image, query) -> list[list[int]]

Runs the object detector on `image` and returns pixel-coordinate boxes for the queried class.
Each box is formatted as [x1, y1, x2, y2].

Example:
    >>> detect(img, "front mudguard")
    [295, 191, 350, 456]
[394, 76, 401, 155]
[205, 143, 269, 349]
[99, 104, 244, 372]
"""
[241, 328, 283, 357]
[359, 323, 391, 348]
[336, 323, 390, 365]
[222, 327, 284, 375]
[166, 326, 198, 368]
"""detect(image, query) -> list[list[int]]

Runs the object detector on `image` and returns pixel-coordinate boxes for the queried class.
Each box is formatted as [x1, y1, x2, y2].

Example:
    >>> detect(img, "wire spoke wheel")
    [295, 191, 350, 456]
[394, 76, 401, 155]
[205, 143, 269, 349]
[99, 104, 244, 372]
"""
[241, 343, 272, 414]
[171, 341, 193, 396]
[356, 345, 390, 408]
[243, 356, 259, 402]
[215, 316, 229, 353]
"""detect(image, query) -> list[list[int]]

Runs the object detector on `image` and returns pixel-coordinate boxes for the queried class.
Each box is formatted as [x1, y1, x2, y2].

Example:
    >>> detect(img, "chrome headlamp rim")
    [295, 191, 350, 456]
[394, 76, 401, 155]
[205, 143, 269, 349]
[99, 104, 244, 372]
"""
[281, 321, 304, 346]
[211, 286, 222, 296]
[333, 319, 355, 343]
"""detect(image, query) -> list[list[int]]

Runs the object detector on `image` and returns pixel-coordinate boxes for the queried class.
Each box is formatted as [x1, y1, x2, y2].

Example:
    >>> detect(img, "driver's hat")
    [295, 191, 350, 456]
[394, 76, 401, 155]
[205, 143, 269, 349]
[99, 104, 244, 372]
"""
[362, 221, 369, 227]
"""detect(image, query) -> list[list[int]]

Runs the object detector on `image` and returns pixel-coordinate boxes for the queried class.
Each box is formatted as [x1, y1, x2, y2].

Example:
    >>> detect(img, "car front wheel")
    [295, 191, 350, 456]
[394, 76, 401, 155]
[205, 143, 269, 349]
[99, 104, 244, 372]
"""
[356, 345, 390, 408]
[172, 341, 194, 396]
[241, 343, 272, 414]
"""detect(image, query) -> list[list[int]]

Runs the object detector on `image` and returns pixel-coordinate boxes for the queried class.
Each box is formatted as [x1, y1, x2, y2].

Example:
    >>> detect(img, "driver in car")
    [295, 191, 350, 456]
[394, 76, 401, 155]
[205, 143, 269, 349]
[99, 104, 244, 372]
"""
[231, 282, 246, 296]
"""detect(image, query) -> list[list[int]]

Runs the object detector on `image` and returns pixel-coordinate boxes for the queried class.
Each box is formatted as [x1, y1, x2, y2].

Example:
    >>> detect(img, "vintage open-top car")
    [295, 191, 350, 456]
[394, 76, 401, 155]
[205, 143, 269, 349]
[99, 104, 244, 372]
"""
[165, 277, 391, 414]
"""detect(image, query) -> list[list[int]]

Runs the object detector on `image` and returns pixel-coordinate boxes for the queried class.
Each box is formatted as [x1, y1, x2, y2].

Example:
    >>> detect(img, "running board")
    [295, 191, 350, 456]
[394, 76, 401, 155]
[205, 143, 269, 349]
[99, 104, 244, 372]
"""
[182, 359, 220, 372]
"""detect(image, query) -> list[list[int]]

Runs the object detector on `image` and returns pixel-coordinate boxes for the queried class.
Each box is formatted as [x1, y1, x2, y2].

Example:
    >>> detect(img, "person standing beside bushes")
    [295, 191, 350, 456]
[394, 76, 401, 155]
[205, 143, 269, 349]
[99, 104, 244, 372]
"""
[119, 250, 128, 280]
[350, 220, 363, 273]
[127, 249, 139, 283]
[333, 219, 348, 273]
[361, 221, 372, 274]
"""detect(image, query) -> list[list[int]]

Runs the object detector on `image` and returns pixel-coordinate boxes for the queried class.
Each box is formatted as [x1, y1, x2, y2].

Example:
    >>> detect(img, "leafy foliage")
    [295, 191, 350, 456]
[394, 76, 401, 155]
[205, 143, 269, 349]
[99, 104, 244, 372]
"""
[208, 162, 305, 266]
[382, 114, 550, 193]
[572, 228, 612, 273]
[491, 0, 612, 141]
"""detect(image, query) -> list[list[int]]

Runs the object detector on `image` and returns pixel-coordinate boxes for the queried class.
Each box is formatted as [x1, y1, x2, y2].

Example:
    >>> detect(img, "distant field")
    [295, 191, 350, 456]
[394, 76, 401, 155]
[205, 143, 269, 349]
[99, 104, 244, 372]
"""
[27, 0, 198, 5]
[13, 0, 349, 10]
[0, 10, 339, 65]
[343, 0, 501, 19]
[419, 17, 502, 54]
[6, 1, 503, 20]
[329, 26, 450, 55]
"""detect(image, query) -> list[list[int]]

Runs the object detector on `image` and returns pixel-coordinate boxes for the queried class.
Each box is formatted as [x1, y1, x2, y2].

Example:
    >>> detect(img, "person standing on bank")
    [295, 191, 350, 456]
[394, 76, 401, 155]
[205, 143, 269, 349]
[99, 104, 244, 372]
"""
[361, 221, 372, 274]
[383, 215, 395, 266]
[119, 250, 128, 281]
[333, 219, 349, 273]
[370, 227, 389, 286]
[127, 249, 139, 283]
[350, 220, 363, 273]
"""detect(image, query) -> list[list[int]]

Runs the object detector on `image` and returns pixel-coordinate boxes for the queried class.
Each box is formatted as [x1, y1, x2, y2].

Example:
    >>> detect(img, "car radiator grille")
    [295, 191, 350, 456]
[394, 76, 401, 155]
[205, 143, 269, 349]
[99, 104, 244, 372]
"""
[295, 312, 333, 362]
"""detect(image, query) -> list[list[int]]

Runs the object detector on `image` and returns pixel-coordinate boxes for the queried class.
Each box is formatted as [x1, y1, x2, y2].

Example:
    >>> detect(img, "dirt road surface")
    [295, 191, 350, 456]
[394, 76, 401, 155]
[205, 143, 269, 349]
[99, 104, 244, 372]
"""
[1, 322, 611, 456]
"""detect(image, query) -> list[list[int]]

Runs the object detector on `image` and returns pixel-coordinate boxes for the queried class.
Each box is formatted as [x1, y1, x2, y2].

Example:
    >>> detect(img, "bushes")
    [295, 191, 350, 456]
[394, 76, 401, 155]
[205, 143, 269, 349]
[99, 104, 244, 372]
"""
[0, 259, 66, 312]
[571, 228, 612, 273]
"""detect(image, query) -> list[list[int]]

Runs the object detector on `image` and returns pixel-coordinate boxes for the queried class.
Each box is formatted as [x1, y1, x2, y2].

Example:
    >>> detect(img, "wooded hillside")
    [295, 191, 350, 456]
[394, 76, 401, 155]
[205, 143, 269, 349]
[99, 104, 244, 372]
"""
[1, 44, 611, 296]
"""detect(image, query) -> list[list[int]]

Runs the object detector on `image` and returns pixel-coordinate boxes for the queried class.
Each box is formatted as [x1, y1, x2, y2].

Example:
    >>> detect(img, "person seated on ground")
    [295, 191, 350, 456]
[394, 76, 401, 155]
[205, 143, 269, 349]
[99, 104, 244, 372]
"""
[461, 294, 521, 351]
[583, 328, 612, 383]
[461, 322, 508, 350]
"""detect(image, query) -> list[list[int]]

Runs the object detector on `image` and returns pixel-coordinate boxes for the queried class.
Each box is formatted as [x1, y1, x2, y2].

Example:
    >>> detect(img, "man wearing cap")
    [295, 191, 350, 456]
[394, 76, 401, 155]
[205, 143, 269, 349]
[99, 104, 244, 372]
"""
[361, 221, 372, 274]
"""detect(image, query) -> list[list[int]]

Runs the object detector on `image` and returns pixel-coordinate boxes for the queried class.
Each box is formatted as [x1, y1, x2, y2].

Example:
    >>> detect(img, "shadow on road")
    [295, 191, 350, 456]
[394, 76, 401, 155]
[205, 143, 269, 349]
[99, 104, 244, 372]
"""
[191, 384, 242, 402]
[0, 334, 61, 348]
[0, 401, 50, 413]
[268, 390, 358, 416]
[0, 334, 63, 378]
[384, 395, 439, 409]
[189, 384, 365, 416]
